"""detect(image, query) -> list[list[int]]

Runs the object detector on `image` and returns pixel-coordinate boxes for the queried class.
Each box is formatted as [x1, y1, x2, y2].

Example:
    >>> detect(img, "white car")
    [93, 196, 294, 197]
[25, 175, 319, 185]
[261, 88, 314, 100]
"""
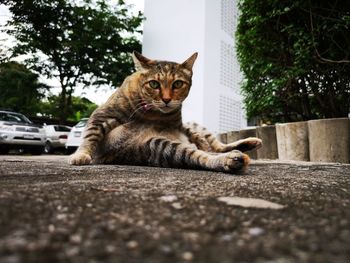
[0, 110, 46, 154]
[43, 125, 72, 153]
[65, 118, 88, 154]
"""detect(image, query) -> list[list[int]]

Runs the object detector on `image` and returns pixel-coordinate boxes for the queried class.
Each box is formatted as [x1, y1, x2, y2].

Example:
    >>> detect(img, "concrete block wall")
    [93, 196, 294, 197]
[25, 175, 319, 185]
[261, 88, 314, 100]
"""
[218, 118, 350, 163]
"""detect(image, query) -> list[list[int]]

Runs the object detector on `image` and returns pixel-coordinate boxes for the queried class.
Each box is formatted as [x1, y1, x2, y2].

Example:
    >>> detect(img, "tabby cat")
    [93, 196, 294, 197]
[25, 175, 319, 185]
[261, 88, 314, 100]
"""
[69, 52, 262, 173]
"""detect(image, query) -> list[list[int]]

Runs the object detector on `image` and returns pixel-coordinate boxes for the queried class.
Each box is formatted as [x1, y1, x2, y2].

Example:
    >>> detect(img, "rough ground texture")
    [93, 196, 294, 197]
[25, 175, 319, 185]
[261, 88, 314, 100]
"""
[0, 155, 349, 263]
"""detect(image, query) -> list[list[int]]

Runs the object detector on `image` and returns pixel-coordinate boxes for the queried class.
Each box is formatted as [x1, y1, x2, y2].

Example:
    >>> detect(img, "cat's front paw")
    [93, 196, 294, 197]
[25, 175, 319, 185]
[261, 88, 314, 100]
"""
[221, 150, 250, 172]
[69, 152, 92, 165]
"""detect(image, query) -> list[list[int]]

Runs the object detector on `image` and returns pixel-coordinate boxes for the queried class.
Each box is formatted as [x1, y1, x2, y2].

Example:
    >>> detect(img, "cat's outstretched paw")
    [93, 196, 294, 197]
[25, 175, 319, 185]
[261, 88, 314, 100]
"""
[222, 150, 250, 172]
[226, 137, 262, 152]
[210, 150, 250, 173]
[69, 152, 92, 165]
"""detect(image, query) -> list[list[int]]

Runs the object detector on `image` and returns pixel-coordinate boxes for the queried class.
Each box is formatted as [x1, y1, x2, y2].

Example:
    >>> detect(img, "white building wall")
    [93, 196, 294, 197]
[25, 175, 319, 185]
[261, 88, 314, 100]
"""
[143, 0, 246, 134]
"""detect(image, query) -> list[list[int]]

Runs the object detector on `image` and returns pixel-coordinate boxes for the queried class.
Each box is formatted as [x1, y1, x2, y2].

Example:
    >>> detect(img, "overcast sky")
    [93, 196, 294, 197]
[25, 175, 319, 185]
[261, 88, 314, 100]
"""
[0, 0, 145, 105]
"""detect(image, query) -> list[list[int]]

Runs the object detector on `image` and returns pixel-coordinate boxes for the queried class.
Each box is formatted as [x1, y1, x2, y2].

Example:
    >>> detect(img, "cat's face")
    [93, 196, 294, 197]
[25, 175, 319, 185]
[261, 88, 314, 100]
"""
[133, 52, 198, 114]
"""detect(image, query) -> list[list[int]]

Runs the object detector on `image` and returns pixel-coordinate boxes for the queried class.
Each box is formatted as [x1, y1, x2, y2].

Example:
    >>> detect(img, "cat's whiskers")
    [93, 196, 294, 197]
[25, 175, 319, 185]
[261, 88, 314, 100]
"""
[171, 101, 182, 108]
[133, 101, 147, 108]
[128, 105, 146, 120]
[128, 103, 154, 120]
[132, 98, 153, 110]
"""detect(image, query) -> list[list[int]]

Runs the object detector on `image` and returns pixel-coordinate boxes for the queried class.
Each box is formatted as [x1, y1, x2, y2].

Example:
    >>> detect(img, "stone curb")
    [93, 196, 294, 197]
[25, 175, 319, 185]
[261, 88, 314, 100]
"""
[218, 118, 350, 163]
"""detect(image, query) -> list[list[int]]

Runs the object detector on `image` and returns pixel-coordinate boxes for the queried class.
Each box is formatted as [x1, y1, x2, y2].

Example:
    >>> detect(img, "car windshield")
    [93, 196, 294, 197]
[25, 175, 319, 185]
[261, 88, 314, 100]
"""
[75, 119, 88, 128]
[0, 112, 32, 124]
[54, 125, 71, 132]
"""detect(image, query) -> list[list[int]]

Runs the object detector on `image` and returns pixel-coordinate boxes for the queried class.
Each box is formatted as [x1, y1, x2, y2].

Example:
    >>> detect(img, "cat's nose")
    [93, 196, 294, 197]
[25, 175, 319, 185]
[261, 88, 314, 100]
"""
[162, 98, 171, 105]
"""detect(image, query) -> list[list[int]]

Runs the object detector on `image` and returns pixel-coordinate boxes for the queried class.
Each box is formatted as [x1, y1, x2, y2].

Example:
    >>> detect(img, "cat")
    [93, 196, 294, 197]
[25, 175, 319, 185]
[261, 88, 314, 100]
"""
[69, 52, 262, 173]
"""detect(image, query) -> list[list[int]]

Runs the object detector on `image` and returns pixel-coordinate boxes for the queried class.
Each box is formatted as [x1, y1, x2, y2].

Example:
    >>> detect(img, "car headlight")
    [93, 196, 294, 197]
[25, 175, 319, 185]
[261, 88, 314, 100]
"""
[0, 125, 14, 131]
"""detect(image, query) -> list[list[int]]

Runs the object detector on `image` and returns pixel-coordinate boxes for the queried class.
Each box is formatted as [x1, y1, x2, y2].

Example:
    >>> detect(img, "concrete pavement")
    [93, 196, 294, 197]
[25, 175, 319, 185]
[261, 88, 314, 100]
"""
[0, 155, 349, 263]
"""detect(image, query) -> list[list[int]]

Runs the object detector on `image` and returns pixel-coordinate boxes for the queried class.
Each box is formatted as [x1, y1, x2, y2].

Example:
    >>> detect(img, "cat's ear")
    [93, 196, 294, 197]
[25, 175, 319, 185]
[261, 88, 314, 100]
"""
[181, 52, 198, 71]
[132, 51, 152, 71]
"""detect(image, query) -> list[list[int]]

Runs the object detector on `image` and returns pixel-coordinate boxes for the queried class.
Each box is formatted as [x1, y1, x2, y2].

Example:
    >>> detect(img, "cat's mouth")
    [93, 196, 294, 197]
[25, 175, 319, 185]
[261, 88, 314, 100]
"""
[158, 106, 176, 113]
[147, 100, 177, 113]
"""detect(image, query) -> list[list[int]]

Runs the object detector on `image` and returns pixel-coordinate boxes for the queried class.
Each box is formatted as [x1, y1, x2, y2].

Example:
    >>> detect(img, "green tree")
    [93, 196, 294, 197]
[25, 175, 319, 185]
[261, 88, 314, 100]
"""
[236, 0, 350, 123]
[0, 45, 7, 63]
[0, 61, 49, 115]
[3, 0, 142, 123]
[39, 95, 97, 121]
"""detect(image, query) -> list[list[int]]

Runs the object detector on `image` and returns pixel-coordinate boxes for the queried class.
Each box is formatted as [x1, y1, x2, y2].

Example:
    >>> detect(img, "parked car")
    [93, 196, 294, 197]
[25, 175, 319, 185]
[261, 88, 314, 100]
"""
[65, 118, 88, 154]
[43, 125, 72, 153]
[0, 110, 46, 154]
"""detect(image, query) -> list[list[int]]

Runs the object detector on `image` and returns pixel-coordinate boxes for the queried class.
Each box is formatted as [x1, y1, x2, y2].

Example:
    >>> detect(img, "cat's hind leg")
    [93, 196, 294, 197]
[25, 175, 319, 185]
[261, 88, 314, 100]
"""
[183, 122, 262, 153]
[223, 137, 262, 153]
[141, 137, 250, 173]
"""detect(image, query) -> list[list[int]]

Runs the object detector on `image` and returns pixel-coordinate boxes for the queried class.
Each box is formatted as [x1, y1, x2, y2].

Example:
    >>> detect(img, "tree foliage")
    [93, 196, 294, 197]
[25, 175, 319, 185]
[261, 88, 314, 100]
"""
[39, 95, 98, 122]
[3, 0, 142, 122]
[0, 61, 49, 115]
[236, 0, 350, 123]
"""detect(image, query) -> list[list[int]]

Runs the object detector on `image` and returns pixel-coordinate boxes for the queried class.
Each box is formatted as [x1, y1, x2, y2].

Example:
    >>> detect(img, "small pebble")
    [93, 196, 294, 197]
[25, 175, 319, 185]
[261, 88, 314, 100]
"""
[182, 251, 194, 261]
[159, 195, 178, 202]
[56, 214, 67, 220]
[65, 247, 79, 257]
[127, 240, 138, 249]
[48, 224, 55, 233]
[172, 202, 182, 209]
[70, 234, 82, 244]
[248, 227, 264, 236]
[221, 234, 232, 242]
[106, 245, 116, 253]
[160, 245, 172, 254]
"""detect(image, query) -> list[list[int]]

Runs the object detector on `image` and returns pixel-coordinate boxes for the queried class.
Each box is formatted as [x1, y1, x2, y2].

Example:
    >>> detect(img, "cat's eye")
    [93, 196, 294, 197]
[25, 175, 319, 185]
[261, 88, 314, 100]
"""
[172, 80, 183, 89]
[149, 80, 160, 89]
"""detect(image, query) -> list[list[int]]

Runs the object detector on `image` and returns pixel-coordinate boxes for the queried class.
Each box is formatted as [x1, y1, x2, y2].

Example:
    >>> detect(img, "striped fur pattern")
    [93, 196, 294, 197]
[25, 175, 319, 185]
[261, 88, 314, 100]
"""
[70, 52, 262, 173]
